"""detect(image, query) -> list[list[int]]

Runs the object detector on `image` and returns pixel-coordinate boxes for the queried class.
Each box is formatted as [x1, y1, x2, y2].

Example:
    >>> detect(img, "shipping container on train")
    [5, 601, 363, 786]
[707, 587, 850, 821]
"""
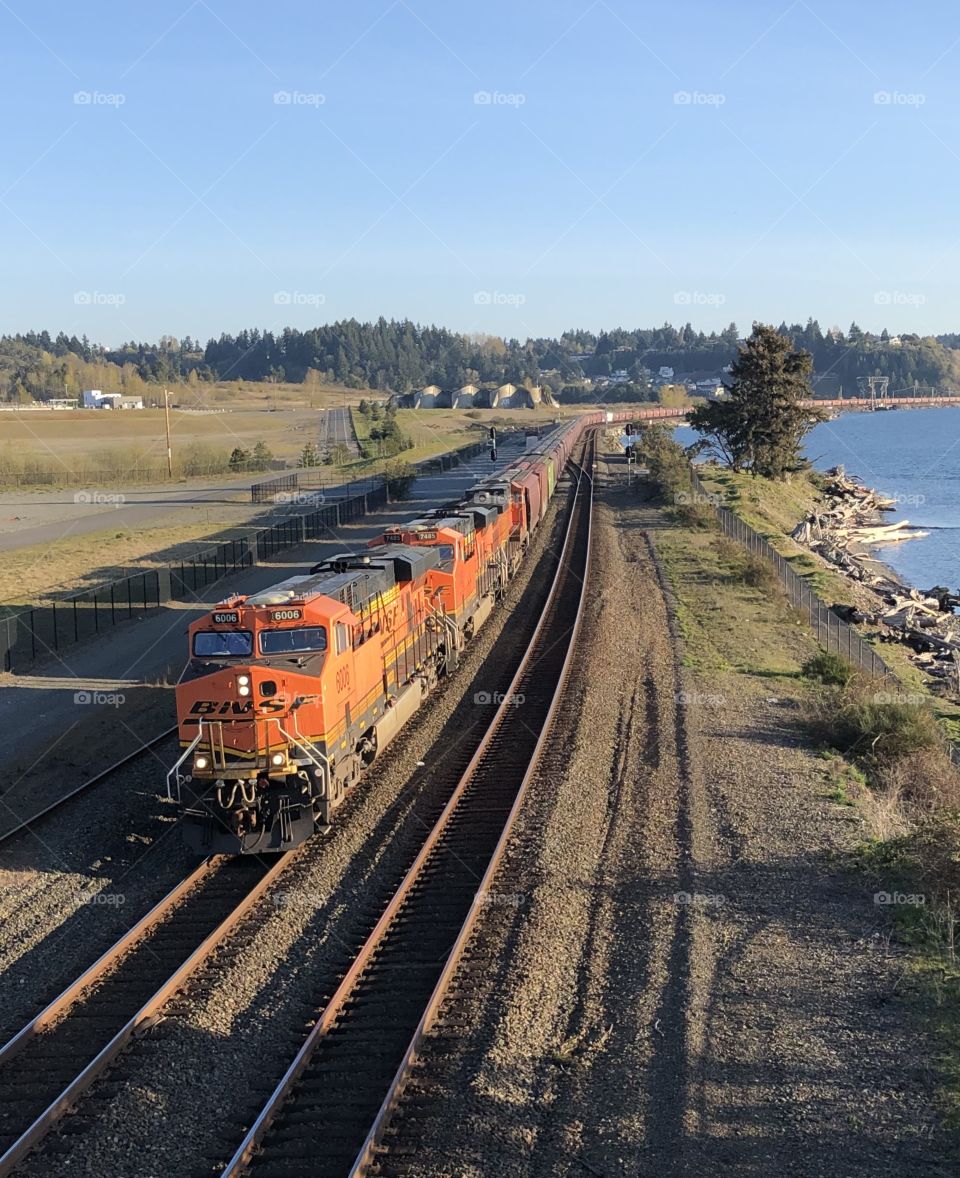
[167, 412, 633, 854]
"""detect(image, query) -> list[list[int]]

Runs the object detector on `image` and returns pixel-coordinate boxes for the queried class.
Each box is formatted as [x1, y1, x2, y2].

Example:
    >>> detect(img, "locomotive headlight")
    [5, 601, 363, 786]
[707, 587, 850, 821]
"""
[238, 684, 251, 696]
[237, 675, 250, 686]
[271, 752, 286, 766]
[195, 755, 209, 770]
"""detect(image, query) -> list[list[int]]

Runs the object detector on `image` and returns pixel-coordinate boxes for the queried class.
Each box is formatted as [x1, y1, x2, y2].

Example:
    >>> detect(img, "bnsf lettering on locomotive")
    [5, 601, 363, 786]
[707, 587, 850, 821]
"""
[190, 700, 253, 715]
[271, 609, 302, 621]
[212, 611, 239, 624]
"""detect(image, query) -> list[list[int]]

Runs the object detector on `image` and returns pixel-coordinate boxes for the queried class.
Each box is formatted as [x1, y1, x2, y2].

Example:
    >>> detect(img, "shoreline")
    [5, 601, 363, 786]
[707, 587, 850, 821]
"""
[795, 466, 960, 694]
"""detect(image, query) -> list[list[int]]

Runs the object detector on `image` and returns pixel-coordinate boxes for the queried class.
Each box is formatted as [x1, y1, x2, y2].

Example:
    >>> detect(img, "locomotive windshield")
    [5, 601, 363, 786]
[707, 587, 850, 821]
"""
[193, 630, 253, 657]
[260, 626, 328, 655]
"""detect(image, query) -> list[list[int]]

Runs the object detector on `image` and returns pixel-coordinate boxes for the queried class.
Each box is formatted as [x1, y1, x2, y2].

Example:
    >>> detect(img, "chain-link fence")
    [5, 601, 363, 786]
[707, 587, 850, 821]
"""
[0, 440, 482, 672]
[688, 466, 898, 681]
[0, 570, 162, 671]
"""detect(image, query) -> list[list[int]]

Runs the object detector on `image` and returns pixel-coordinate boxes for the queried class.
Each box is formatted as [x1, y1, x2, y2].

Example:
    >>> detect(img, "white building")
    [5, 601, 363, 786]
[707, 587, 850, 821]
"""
[81, 389, 143, 410]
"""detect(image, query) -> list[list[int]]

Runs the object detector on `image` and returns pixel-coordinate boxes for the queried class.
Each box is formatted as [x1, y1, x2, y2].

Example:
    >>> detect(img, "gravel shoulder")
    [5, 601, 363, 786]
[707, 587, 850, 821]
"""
[382, 472, 957, 1176]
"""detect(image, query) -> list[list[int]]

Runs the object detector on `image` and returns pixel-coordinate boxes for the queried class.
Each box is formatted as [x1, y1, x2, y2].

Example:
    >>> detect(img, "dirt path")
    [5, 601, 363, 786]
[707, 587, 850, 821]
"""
[384, 486, 956, 1176]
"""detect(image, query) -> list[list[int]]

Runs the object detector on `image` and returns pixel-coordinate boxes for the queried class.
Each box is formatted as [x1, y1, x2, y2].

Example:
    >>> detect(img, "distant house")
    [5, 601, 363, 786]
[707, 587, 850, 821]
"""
[658, 366, 674, 379]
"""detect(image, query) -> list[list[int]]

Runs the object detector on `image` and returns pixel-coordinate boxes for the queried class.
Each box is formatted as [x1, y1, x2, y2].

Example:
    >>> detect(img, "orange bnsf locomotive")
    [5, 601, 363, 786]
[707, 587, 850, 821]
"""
[167, 413, 623, 854]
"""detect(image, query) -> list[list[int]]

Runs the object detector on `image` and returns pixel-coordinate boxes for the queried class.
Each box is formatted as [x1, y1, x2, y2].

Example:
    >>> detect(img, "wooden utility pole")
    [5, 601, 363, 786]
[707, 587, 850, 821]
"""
[163, 386, 173, 477]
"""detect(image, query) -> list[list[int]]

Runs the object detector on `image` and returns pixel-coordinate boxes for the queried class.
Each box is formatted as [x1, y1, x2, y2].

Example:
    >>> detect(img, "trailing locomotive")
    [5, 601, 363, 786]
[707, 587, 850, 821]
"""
[168, 412, 623, 854]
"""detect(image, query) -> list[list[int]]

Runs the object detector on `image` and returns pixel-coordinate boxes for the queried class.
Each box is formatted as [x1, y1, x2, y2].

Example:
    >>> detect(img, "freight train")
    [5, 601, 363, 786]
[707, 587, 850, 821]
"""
[168, 412, 628, 854]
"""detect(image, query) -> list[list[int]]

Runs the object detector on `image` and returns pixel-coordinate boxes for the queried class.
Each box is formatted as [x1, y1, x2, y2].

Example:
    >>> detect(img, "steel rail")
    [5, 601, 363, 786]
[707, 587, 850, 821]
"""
[222, 435, 595, 1176]
[0, 851, 293, 1177]
[0, 724, 178, 848]
[350, 436, 595, 1175]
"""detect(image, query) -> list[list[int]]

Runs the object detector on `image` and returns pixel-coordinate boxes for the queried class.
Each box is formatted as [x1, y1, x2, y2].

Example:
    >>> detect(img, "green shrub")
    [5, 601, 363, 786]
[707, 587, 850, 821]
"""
[812, 679, 946, 769]
[741, 553, 777, 591]
[802, 650, 855, 687]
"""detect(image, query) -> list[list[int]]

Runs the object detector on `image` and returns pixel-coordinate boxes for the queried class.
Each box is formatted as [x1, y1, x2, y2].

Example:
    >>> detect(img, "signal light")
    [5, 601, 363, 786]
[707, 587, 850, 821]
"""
[490, 448, 497, 461]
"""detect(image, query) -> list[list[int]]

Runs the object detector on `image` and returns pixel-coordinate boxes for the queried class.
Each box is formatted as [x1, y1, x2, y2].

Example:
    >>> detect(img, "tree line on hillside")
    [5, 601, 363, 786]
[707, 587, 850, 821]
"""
[3, 316, 960, 403]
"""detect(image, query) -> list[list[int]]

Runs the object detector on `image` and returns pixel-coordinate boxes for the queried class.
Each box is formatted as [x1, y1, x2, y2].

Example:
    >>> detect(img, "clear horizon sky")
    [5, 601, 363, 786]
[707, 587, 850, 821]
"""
[1, 0, 958, 346]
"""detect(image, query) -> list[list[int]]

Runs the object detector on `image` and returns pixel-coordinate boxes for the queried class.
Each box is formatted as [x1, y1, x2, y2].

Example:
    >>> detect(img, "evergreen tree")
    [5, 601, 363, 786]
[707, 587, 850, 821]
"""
[688, 324, 824, 479]
[252, 440, 273, 471]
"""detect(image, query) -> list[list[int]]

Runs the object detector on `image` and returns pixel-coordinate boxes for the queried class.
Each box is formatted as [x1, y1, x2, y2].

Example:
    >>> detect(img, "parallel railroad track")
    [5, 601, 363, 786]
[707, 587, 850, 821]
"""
[0, 726, 178, 850]
[223, 437, 595, 1177]
[0, 851, 292, 1175]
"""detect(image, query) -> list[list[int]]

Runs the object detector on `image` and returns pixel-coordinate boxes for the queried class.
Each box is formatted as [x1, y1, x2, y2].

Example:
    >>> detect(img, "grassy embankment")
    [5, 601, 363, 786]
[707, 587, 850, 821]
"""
[638, 430, 960, 1123]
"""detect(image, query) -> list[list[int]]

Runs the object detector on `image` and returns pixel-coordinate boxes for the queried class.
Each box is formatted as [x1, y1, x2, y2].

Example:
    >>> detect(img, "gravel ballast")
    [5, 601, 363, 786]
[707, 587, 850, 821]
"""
[380, 480, 956, 1177]
[20, 481, 578, 1177]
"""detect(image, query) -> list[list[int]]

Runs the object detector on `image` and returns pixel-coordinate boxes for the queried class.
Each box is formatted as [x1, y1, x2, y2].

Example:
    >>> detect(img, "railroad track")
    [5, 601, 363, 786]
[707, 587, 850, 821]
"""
[222, 438, 595, 1177]
[0, 726, 177, 849]
[0, 852, 292, 1175]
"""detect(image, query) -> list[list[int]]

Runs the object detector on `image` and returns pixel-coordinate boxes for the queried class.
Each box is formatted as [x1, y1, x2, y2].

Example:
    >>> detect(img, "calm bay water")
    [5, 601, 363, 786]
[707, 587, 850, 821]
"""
[677, 406, 960, 590]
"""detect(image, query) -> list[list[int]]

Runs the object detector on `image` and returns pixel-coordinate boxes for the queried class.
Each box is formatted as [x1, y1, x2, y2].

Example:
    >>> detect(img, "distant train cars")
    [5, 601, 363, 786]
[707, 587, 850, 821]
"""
[168, 411, 630, 854]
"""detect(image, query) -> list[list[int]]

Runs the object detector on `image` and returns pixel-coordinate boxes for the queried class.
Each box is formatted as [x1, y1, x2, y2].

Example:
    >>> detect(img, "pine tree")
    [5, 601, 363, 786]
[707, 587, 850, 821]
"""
[298, 442, 320, 468]
[688, 324, 824, 479]
[252, 440, 273, 471]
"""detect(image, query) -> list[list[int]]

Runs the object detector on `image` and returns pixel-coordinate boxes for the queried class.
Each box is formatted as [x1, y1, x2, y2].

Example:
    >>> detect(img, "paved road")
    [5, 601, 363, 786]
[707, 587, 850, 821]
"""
[319, 406, 360, 457]
[1, 414, 382, 556]
[0, 473, 265, 553]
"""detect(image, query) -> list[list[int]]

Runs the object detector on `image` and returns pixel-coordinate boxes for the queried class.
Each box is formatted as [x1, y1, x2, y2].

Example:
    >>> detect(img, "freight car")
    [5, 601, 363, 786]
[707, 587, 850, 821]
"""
[167, 412, 627, 854]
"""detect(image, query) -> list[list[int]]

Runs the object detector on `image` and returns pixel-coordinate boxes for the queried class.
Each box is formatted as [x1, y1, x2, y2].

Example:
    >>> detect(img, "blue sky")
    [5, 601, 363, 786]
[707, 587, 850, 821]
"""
[1, 0, 958, 344]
